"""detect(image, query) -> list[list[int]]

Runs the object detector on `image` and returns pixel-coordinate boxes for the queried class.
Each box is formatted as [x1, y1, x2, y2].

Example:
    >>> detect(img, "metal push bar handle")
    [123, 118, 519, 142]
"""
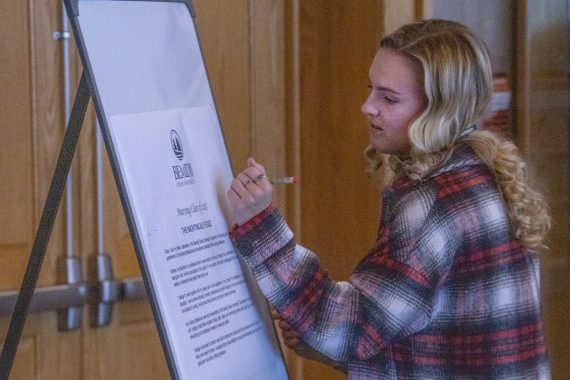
[0, 277, 147, 318]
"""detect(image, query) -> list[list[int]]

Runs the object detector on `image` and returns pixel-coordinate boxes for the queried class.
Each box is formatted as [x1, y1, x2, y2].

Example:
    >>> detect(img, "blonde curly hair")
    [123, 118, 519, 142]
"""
[366, 19, 551, 252]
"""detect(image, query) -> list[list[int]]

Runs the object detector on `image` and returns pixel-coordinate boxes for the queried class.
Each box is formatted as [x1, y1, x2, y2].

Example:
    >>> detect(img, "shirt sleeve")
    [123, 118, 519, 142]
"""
[229, 191, 459, 362]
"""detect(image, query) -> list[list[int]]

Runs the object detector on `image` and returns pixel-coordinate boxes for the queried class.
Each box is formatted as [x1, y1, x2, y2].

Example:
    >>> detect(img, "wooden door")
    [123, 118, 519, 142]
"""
[515, 1, 570, 378]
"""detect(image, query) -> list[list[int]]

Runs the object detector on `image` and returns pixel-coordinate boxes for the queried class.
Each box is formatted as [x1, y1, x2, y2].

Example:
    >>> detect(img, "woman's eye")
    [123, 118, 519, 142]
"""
[384, 96, 397, 104]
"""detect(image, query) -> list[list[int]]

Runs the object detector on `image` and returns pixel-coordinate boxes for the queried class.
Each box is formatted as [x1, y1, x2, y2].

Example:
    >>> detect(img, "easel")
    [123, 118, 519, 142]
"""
[0, 1, 288, 379]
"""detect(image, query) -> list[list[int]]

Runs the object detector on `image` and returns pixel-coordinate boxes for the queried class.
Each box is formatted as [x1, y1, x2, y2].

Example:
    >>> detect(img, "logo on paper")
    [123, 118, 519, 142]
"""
[170, 130, 184, 160]
[170, 129, 195, 186]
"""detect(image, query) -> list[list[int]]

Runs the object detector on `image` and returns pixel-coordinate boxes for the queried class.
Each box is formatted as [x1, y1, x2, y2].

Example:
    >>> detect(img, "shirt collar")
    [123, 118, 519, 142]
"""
[389, 143, 482, 191]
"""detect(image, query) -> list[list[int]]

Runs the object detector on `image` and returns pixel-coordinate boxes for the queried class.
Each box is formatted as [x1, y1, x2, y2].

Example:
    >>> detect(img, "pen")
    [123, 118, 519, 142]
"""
[270, 176, 300, 185]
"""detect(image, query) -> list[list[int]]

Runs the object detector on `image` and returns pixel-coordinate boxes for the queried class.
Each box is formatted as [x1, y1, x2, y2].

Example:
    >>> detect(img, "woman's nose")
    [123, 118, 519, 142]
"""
[361, 94, 379, 117]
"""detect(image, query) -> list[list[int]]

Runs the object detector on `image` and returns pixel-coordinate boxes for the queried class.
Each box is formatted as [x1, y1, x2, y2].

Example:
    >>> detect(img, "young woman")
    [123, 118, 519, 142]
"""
[226, 19, 551, 379]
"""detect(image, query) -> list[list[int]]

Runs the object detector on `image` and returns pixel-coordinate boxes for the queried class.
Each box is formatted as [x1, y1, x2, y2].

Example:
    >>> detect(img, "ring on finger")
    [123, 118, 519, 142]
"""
[252, 173, 266, 183]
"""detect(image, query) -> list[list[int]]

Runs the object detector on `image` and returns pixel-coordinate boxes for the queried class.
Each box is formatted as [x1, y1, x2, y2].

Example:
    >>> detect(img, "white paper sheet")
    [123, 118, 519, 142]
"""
[109, 106, 287, 380]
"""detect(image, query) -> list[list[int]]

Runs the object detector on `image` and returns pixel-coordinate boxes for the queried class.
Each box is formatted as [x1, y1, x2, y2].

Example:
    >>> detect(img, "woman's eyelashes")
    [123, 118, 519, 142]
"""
[368, 82, 400, 104]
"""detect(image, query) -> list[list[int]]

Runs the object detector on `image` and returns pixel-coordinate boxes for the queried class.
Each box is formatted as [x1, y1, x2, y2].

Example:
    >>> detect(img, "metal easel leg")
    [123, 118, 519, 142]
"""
[0, 72, 91, 380]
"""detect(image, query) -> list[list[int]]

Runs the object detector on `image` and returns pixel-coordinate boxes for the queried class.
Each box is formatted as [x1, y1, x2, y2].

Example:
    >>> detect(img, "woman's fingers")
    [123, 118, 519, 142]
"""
[272, 309, 294, 332]
[270, 308, 302, 350]
[270, 308, 282, 321]
[282, 328, 299, 339]
[276, 317, 301, 348]
[282, 330, 301, 349]
[284, 338, 300, 349]
[226, 158, 273, 225]
[247, 157, 265, 173]
[278, 319, 293, 331]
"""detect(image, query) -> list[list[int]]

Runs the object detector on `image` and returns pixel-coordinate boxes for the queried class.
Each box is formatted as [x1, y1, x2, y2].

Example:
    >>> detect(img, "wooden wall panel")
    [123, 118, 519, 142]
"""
[31, 0, 68, 286]
[514, 1, 570, 379]
[384, 0, 416, 33]
[249, 1, 288, 209]
[120, 321, 171, 379]
[8, 336, 36, 379]
[195, 0, 251, 169]
[0, 245, 29, 291]
[83, 302, 169, 379]
[295, 0, 383, 282]
[0, 0, 34, 271]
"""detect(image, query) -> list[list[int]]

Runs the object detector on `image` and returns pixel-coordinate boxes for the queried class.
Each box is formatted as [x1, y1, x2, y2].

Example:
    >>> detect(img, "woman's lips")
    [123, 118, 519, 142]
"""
[370, 123, 383, 131]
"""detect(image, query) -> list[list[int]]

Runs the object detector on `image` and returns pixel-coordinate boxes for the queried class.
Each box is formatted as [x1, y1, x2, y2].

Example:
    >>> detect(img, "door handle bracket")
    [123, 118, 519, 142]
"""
[57, 256, 86, 331]
[88, 253, 118, 327]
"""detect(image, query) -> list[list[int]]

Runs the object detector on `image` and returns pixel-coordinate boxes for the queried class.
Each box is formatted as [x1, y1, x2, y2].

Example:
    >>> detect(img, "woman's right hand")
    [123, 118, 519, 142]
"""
[227, 158, 273, 226]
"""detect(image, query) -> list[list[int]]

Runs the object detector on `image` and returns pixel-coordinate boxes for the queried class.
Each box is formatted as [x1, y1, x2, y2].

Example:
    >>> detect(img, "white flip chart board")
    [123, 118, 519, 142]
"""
[64, 1, 289, 379]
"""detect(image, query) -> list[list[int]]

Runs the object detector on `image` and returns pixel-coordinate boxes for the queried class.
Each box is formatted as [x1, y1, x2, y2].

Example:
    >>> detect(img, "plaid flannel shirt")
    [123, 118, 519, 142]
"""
[230, 144, 550, 379]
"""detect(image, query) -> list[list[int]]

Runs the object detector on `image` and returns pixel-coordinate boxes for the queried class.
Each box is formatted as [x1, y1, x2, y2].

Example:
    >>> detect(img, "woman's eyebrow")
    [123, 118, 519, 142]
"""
[368, 77, 403, 95]
[375, 86, 402, 95]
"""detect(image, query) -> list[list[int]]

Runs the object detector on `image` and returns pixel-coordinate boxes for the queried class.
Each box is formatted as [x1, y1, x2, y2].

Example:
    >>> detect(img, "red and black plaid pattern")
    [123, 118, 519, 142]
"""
[230, 144, 550, 379]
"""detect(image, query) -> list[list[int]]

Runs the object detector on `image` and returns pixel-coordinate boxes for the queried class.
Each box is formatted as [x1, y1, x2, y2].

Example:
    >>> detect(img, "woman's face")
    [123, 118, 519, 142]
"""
[361, 48, 427, 155]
